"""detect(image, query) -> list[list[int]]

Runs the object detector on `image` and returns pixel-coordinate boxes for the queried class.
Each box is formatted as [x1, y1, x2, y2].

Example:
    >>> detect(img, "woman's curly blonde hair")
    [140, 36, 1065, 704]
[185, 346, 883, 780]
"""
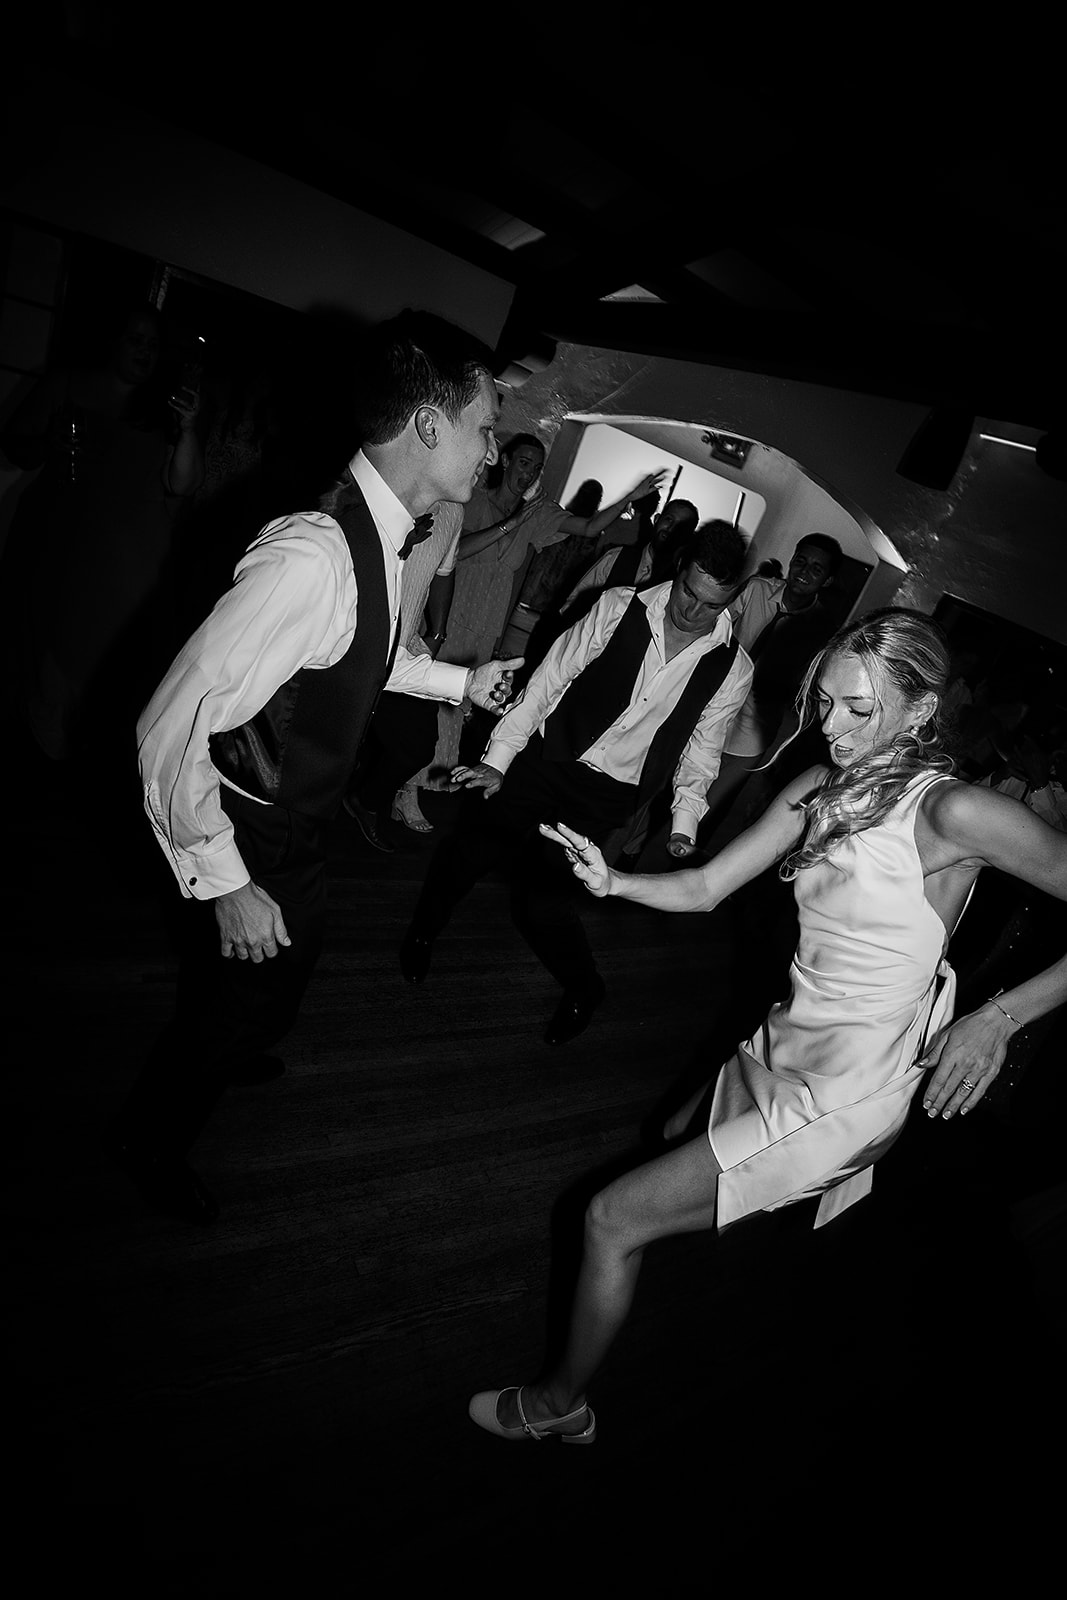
[778, 608, 957, 880]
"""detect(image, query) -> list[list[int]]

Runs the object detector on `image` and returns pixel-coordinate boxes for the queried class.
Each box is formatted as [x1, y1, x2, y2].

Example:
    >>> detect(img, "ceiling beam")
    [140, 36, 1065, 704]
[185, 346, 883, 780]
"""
[514, 297, 1056, 426]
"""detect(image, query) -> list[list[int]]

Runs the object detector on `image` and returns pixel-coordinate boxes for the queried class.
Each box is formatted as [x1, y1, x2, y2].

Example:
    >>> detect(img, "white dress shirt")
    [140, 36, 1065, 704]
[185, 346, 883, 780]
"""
[725, 576, 828, 757]
[396, 499, 462, 654]
[484, 583, 753, 840]
[560, 542, 653, 613]
[138, 452, 471, 900]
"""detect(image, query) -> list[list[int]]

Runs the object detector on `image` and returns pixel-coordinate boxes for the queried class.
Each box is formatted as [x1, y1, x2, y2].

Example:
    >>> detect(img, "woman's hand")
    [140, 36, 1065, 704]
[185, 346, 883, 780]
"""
[628, 469, 667, 504]
[513, 489, 546, 523]
[919, 1002, 1018, 1119]
[538, 821, 613, 896]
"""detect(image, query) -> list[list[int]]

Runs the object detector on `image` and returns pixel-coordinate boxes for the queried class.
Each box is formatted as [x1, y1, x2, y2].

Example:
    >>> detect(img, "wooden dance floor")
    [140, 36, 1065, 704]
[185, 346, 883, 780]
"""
[8, 730, 1063, 1583]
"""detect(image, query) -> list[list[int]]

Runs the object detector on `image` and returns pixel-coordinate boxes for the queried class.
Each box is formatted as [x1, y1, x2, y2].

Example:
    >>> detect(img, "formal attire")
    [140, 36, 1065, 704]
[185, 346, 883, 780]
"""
[409, 584, 752, 994]
[711, 772, 957, 1231]
[121, 452, 469, 1153]
[520, 539, 671, 692]
[349, 500, 464, 818]
[559, 540, 655, 616]
[693, 578, 837, 856]
[725, 577, 834, 758]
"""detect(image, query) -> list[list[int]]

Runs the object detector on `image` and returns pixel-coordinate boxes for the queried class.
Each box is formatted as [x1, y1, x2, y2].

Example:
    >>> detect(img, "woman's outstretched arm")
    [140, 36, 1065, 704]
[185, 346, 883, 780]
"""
[540, 763, 827, 916]
[556, 471, 665, 537]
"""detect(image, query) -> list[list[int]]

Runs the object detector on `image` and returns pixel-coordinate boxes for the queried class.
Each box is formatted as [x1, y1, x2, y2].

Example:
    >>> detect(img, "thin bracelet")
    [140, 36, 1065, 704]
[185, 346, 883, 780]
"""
[990, 990, 1025, 1031]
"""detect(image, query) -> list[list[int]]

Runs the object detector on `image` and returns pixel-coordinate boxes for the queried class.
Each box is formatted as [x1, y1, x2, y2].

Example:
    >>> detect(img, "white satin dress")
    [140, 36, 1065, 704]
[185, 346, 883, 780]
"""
[710, 773, 955, 1231]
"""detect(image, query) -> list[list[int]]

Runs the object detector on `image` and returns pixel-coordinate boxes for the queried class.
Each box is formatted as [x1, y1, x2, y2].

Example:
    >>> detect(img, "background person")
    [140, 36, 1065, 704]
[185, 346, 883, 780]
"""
[400, 521, 752, 1046]
[444, 433, 664, 670]
[557, 496, 701, 625]
[504, 477, 604, 678]
[430, 435, 665, 777]
[556, 496, 703, 867]
[693, 533, 842, 856]
[1, 302, 204, 759]
[516, 477, 604, 624]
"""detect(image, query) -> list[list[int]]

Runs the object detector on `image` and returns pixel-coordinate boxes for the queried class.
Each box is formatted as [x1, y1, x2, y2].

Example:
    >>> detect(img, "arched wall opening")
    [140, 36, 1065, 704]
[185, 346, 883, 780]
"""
[536, 413, 907, 630]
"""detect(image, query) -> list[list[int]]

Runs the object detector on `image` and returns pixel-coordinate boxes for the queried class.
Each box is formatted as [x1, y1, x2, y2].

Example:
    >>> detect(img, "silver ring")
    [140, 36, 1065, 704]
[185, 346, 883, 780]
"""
[959, 1076, 975, 1093]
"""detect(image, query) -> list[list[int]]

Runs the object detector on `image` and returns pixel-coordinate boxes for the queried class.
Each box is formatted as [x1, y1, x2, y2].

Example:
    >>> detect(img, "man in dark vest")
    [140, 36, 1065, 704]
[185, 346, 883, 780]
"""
[399, 521, 753, 1045]
[108, 311, 521, 1222]
[696, 531, 843, 855]
[556, 496, 700, 625]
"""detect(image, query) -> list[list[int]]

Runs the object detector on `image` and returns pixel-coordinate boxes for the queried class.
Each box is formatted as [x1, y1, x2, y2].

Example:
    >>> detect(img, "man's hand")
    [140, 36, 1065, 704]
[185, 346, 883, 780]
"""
[666, 833, 696, 859]
[448, 762, 504, 798]
[215, 881, 292, 962]
[467, 657, 523, 713]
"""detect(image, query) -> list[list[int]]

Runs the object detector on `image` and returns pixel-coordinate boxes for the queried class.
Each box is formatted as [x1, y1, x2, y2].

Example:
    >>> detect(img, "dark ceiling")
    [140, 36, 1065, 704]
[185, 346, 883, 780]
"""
[41, 15, 1066, 435]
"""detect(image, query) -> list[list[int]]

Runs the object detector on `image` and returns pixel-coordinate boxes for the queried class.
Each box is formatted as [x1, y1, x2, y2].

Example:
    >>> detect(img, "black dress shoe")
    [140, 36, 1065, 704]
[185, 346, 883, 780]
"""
[226, 1054, 285, 1086]
[544, 976, 607, 1047]
[104, 1131, 220, 1224]
[342, 795, 395, 853]
[399, 928, 434, 983]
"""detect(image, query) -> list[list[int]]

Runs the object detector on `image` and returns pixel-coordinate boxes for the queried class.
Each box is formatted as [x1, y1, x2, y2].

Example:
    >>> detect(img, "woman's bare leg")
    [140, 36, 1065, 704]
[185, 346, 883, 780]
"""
[495, 1134, 722, 1428]
[392, 777, 433, 830]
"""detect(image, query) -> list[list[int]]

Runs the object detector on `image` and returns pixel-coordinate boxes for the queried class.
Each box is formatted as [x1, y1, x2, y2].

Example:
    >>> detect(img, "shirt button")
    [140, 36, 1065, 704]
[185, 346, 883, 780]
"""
[189, 877, 197, 886]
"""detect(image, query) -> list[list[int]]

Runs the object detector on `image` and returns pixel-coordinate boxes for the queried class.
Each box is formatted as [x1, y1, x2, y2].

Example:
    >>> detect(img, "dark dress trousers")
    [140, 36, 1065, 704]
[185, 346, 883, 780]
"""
[411, 595, 738, 992]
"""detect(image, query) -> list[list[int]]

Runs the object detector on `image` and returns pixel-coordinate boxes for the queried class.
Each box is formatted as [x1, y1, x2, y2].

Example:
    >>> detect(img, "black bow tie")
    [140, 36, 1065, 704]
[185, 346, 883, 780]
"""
[399, 512, 434, 560]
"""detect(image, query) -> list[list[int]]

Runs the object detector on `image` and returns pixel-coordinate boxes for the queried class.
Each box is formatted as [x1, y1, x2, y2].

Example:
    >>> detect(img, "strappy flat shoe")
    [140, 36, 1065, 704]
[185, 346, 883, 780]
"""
[468, 1386, 596, 1444]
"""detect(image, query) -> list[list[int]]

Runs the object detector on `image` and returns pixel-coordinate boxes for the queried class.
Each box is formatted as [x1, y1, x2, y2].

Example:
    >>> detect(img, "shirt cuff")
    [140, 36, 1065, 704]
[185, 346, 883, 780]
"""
[425, 660, 471, 703]
[144, 790, 251, 899]
[482, 738, 518, 775]
[670, 806, 700, 842]
[160, 843, 251, 900]
[388, 650, 470, 703]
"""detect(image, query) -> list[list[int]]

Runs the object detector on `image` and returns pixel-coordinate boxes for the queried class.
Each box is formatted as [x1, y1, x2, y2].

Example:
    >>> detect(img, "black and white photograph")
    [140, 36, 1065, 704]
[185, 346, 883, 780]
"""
[3, 9, 1063, 1588]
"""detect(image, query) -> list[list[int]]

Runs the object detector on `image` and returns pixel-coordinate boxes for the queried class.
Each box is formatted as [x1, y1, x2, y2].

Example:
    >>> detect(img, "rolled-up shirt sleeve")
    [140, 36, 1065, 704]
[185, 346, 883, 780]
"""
[481, 585, 752, 836]
[670, 648, 754, 839]
[483, 591, 622, 775]
[137, 516, 354, 900]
